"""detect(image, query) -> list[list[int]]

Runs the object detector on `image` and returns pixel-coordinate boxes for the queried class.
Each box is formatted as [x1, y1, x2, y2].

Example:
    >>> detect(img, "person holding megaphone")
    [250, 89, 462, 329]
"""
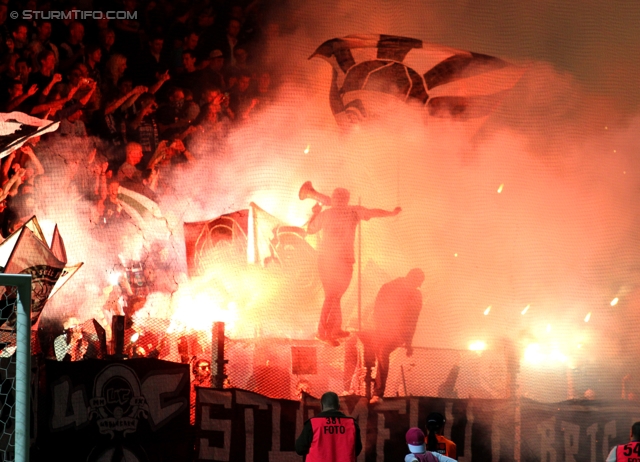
[301, 183, 401, 346]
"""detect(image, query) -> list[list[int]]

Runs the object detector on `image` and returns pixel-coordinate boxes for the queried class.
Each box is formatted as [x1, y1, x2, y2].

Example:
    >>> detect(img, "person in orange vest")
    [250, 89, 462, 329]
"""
[425, 412, 457, 459]
[295, 391, 362, 462]
[606, 422, 640, 462]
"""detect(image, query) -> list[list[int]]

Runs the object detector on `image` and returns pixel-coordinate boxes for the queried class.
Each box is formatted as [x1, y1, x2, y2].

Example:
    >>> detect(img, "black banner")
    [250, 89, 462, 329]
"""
[195, 389, 514, 462]
[520, 398, 640, 462]
[195, 389, 640, 462]
[36, 358, 190, 462]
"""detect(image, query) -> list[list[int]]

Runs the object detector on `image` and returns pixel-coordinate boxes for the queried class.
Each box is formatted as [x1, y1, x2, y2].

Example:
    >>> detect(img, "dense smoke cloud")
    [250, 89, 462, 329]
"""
[34, 0, 640, 400]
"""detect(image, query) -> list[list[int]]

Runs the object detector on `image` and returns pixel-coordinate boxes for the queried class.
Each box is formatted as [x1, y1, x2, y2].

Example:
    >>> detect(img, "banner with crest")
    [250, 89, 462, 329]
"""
[37, 359, 190, 462]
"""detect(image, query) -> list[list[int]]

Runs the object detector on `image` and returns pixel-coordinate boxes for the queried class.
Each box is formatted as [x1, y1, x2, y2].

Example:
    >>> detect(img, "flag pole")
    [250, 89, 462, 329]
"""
[358, 196, 361, 332]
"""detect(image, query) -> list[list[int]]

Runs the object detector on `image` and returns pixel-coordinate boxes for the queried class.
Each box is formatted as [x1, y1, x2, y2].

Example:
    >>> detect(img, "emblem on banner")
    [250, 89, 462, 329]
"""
[89, 364, 149, 438]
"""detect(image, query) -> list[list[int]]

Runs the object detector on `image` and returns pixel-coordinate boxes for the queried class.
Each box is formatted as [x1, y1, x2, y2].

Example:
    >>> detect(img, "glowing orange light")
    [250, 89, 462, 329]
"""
[523, 343, 568, 365]
[469, 340, 486, 351]
[524, 343, 542, 364]
[108, 271, 121, 286]
[484, 306, 491, 315]
[521, 305, 529, 315]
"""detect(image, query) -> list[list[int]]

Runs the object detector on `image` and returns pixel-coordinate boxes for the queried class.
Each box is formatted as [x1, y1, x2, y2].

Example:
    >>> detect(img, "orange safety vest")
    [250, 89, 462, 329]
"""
[305, 416, 357, 462]
[425, 434, 457, 459]
[617, 442, 640, 462]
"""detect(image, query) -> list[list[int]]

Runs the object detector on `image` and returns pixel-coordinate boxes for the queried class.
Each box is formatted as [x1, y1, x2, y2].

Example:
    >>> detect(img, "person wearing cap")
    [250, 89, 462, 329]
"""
[606, 421, 640, 461]
[406, 427, 457, 462]
[425, 412, 457, 459]
[295, 391, 362, 461]
[200, 49, 226, 91]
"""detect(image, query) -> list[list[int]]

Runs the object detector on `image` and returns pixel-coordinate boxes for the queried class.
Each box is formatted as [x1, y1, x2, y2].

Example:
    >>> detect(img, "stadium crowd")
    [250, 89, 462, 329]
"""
[0, 0, 281, 236]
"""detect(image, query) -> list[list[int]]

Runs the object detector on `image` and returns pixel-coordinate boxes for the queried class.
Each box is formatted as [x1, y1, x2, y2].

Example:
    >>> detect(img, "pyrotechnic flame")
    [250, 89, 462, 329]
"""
[469, 340, 486, 351]
[304, 145, 310, 154]
[524, 343, 542, 364]
[484, 306, 491, 315]
[108, 271, 121, 286]
[131, 332, 139, 342]
[549, 349, 568, 363]
[167, 285, 238, 334]
[611, 297, 619, 306]
[523, 343, 568, 365]
[521, 304, 530, 315]
[497, 184, 504, 193]
[584, 312, 591, 322]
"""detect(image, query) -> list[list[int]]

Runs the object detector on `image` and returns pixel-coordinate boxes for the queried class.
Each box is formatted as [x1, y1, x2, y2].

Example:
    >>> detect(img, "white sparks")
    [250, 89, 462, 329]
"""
[584, 312, 591, 322]
[611, 297, 619, 306]
[303, 145, 310, 154]
[484, 306, 491, 315]
[521, 305, 530, 315]
[497, 183, 504, 193]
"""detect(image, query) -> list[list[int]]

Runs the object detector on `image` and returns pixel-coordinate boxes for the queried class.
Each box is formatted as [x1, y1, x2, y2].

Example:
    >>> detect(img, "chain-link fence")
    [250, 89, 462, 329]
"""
[0, 276, 31, 462]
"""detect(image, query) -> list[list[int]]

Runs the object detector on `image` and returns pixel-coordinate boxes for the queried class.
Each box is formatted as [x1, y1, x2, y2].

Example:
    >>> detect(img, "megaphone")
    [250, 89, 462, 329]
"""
[298, 181, 332, 206]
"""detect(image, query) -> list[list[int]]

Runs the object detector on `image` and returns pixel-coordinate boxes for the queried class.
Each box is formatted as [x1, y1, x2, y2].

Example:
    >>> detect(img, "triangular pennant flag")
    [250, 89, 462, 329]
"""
[4, 226, 65, 324]
[0, 216, 45, 269]
[48, 262, 83, 300]
[49, 224, 67, 264]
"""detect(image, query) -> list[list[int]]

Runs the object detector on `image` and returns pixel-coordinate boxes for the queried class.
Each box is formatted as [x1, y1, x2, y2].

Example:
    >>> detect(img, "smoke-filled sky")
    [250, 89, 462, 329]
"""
[41, 0, 640, 398]
[232, 0, 640, 355]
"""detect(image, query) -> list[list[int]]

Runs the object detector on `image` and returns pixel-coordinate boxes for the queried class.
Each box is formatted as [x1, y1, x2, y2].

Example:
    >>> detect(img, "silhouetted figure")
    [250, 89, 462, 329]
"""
[426, 412, 457, 459]
[307, 187, 400, 345]
[368, 268, 424, 403]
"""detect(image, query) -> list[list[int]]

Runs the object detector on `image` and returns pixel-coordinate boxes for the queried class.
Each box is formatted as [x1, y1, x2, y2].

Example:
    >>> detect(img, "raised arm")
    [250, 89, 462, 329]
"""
[360, 206, 401, 220]
[1, 152, 16, 185]
[0, 167, 23, 199]
[306, 203, 323, 234]
[21, 145, 45, 176]
[7, 84, 38, 111]
[148, 71, 170, 95]
[39, 74, 62, 103]
[105, 85, 147, 116]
